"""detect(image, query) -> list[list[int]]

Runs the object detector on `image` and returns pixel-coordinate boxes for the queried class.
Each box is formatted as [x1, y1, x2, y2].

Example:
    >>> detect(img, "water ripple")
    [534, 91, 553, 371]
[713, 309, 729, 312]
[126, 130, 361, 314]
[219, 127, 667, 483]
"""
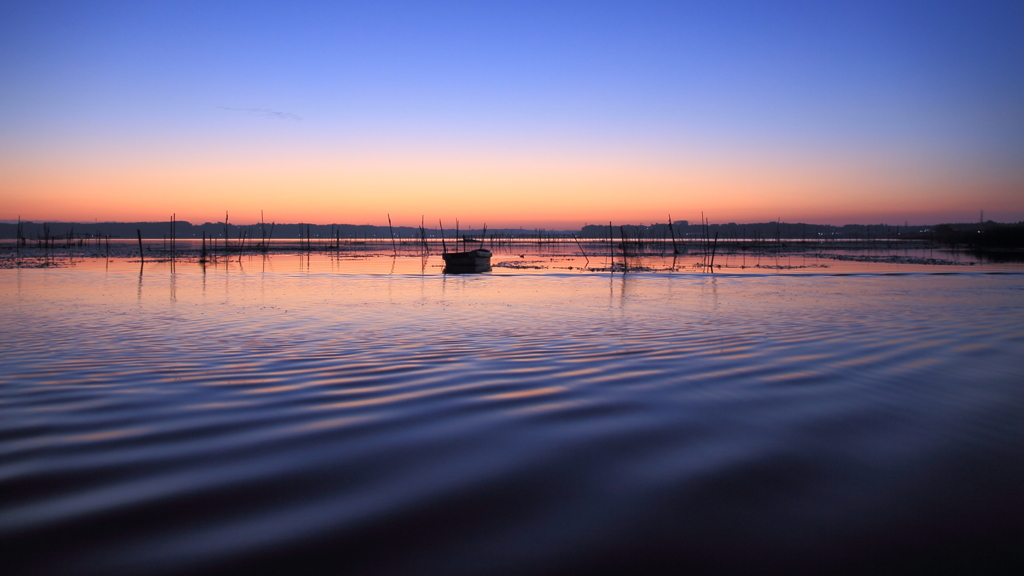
[1, 271, 1023, 574]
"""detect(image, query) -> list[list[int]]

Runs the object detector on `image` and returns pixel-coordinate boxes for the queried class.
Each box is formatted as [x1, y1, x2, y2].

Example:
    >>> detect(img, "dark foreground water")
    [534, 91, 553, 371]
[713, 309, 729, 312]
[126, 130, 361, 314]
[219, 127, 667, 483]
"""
[2, 261, 1023, 574]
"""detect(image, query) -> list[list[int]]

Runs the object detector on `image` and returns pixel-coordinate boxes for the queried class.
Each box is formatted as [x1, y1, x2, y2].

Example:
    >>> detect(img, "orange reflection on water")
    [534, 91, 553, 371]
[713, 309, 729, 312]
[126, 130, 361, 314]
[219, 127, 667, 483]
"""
[483, 386, 567, 401]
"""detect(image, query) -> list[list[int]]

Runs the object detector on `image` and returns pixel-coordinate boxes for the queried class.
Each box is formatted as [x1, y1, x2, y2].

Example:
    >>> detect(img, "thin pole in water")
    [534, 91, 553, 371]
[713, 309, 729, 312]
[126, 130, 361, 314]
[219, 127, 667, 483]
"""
[609, 221, 613, 273]
[572, 234, 589, 268]
[668, 214, 679, 254]
[388, 214, 397, 256]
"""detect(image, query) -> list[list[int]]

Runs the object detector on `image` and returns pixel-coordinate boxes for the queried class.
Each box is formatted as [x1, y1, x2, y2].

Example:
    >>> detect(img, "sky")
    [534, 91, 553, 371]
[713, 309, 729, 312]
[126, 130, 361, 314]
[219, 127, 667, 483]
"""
[1, 0, 1022, 228]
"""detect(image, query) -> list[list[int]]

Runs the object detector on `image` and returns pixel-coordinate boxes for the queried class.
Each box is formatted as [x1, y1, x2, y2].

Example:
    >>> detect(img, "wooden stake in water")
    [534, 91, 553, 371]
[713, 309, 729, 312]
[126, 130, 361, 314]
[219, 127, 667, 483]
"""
[388, 214, 397, 256]
[572, 234, 590, 268]
[668, 214, 679, 254]
[136, 229, 144, 264]
[701, 212, 706, 270]
[609, 221, 613, 273]
[420, 216, 428, 254]
[710, 231, 718, 272]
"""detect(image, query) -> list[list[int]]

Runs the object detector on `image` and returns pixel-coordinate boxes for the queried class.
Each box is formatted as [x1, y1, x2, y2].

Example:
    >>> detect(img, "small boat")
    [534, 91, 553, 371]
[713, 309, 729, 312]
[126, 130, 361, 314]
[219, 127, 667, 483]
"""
[442, 248, 492, 273]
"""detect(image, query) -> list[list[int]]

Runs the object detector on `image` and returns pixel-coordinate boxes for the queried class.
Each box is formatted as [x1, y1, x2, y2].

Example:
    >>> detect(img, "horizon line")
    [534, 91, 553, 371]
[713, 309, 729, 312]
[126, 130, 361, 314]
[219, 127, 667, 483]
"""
[2, 218, 1019, 229]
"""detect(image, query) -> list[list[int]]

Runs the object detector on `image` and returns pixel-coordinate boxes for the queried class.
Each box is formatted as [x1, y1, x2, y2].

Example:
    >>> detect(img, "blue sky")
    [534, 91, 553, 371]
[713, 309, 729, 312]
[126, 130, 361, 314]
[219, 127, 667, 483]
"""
[2, 1, 1022, 225]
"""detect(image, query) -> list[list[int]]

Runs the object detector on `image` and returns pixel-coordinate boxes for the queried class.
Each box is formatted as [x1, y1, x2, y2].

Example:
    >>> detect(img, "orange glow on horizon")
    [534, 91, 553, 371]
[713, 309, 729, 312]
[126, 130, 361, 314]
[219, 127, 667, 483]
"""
[2, 143, 1021, 227]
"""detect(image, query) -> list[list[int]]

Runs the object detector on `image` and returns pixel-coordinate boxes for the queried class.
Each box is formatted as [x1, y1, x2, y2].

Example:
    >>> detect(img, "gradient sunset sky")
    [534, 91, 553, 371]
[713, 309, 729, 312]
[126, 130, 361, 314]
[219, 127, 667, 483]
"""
[1, 1, 1022, 228]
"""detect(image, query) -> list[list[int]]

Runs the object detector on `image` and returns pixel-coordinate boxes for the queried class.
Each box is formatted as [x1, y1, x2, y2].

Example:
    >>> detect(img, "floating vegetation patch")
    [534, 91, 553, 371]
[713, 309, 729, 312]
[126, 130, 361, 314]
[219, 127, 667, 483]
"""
[493, 260, 549, 269]
[750, 263, 831, 270]
[0, 256, 65, 269]
[815, 253, 974, 266]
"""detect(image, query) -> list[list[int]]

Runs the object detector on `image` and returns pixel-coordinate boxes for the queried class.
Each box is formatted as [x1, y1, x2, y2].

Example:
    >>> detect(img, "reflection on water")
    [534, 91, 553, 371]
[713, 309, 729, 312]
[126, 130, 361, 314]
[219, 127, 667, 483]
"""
[1, 265, 1023, 574]
[4, 237, 1024, 274]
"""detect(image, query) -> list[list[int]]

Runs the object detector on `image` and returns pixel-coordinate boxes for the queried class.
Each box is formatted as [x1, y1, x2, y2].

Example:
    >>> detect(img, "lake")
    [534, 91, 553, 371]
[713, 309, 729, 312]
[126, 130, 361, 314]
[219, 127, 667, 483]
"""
[2, 255, 1023, 574]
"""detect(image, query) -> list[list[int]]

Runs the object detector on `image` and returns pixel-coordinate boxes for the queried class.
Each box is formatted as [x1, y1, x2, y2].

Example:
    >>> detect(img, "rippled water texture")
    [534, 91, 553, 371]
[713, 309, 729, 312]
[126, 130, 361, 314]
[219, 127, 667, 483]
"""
[2, 264, 1023, 574]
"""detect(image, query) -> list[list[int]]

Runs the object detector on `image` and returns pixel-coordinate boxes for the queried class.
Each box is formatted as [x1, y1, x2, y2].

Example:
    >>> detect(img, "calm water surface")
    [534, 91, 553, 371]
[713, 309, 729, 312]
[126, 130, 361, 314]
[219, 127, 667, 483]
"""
[2, 260, 1023, 574]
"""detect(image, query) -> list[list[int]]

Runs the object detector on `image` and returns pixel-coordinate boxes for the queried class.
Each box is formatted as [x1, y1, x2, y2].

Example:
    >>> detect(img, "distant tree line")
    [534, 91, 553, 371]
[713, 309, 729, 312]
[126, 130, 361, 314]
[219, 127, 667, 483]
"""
[931, 221, 1024, 250]
[580, 221, 964, 240]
